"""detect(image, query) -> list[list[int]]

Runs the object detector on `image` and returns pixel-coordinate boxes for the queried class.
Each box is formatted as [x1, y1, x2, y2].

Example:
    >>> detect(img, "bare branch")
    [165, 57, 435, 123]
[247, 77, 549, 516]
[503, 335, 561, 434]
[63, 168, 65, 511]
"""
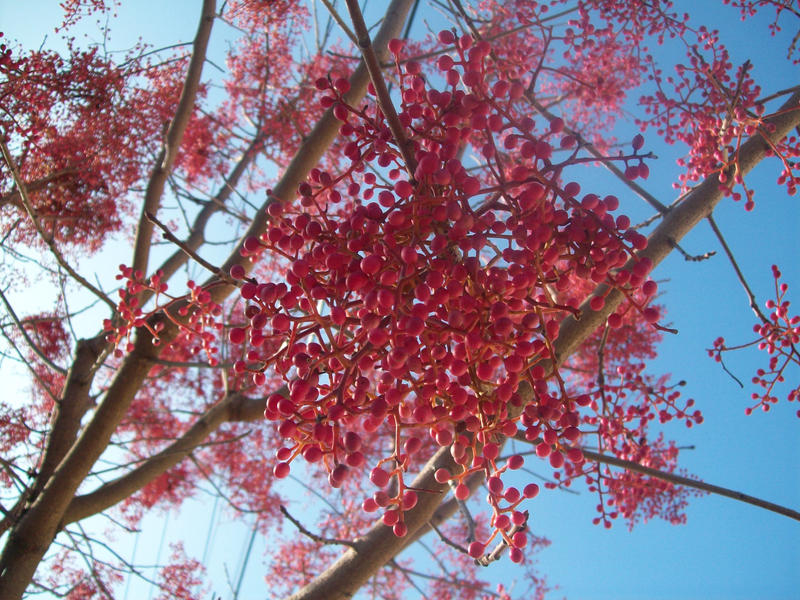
[130, 0, 217, 277]
[707, 214, 770, 323]
[280, 505, 357, 548]
[512, 431, 800, 523]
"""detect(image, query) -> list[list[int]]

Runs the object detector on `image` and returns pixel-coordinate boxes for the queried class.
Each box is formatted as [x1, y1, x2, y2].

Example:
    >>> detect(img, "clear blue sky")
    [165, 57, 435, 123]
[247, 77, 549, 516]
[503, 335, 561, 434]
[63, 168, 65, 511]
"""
[1, 1, 798, 599]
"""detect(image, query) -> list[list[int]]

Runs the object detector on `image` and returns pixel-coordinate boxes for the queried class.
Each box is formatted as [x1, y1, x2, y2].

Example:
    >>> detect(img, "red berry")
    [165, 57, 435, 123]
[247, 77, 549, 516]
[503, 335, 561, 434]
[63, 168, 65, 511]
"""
[438, 30, 455, 44]
[468, 541, 484, 558]
[523, 483, 540, 498]
[370, 467, 391, 488]
[387, 39, 404, 55]
[360, 254, 382, 275]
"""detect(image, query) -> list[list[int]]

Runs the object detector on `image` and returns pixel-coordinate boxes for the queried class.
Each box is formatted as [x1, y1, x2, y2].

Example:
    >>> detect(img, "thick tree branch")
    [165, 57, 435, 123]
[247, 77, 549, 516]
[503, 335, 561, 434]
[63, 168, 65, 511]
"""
[63, 390, 269, 524]
[26, 335, 107, 507]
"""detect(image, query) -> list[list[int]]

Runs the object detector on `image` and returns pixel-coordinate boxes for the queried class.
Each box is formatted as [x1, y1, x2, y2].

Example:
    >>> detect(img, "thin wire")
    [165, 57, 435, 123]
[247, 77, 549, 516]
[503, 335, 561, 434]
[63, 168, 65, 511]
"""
[201, 495, 220, 564]
[122, 528, 140, 600]
[233, 516, 258, 600]
[147, 512, 170, 600]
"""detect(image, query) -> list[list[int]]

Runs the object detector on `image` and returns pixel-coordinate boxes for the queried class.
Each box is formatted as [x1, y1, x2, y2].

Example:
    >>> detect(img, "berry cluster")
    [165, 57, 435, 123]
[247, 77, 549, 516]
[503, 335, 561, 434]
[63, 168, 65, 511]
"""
[104, 265, 223, 363]
[228, 32, 663, 551]
[710, 264, 800, 415]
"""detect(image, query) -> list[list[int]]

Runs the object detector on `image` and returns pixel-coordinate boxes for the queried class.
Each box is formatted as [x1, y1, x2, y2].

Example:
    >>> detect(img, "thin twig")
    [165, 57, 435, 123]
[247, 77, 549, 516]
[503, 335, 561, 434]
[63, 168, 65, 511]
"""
[387, 559, 502, 597]
[513, 432, 800, 522]
[428, 520, 469, 554]
[447, 479, 476, 541]
[0, 288, 67, 375]
[320, 0, 359, 46]
[279, 505, 357, 547]
[344, 0, 418, 175]
[716, 354, 745, 388]
[581, 447, 800, 522]
[145, 211, 236, 285]
[668, 238, 716, 262]
[756, 84, 800, 106]
[707, 214, 769, 323]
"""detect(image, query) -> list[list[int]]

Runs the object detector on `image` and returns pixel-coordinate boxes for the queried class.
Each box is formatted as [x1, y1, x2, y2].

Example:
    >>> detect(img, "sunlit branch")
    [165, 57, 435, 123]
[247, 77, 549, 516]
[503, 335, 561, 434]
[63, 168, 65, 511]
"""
[345, 0, 418, 176]
[130, 0, 216, 278]
[756, 84, 800, 105]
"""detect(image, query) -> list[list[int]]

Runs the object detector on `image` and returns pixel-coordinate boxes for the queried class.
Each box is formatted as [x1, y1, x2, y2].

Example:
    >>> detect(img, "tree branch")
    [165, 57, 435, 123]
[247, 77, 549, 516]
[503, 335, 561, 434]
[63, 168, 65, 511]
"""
[511, 431, 800, 522]
[344, 0, 418, 175]
[63, 390, 269, 524]
[139, 135, 262, 308]
[130, 0, 217, 278]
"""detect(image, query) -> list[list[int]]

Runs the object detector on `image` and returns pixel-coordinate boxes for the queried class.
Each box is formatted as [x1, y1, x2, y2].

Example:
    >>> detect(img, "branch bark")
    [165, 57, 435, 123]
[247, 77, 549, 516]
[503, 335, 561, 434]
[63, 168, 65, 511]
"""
[63, 391, 269, 524]
[510, 431, 800, 522]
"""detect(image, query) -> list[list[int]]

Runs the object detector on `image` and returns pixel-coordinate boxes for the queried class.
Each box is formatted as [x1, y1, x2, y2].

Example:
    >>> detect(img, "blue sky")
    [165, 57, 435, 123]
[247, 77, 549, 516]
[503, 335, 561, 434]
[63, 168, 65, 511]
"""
[1, 1, 798, 599]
